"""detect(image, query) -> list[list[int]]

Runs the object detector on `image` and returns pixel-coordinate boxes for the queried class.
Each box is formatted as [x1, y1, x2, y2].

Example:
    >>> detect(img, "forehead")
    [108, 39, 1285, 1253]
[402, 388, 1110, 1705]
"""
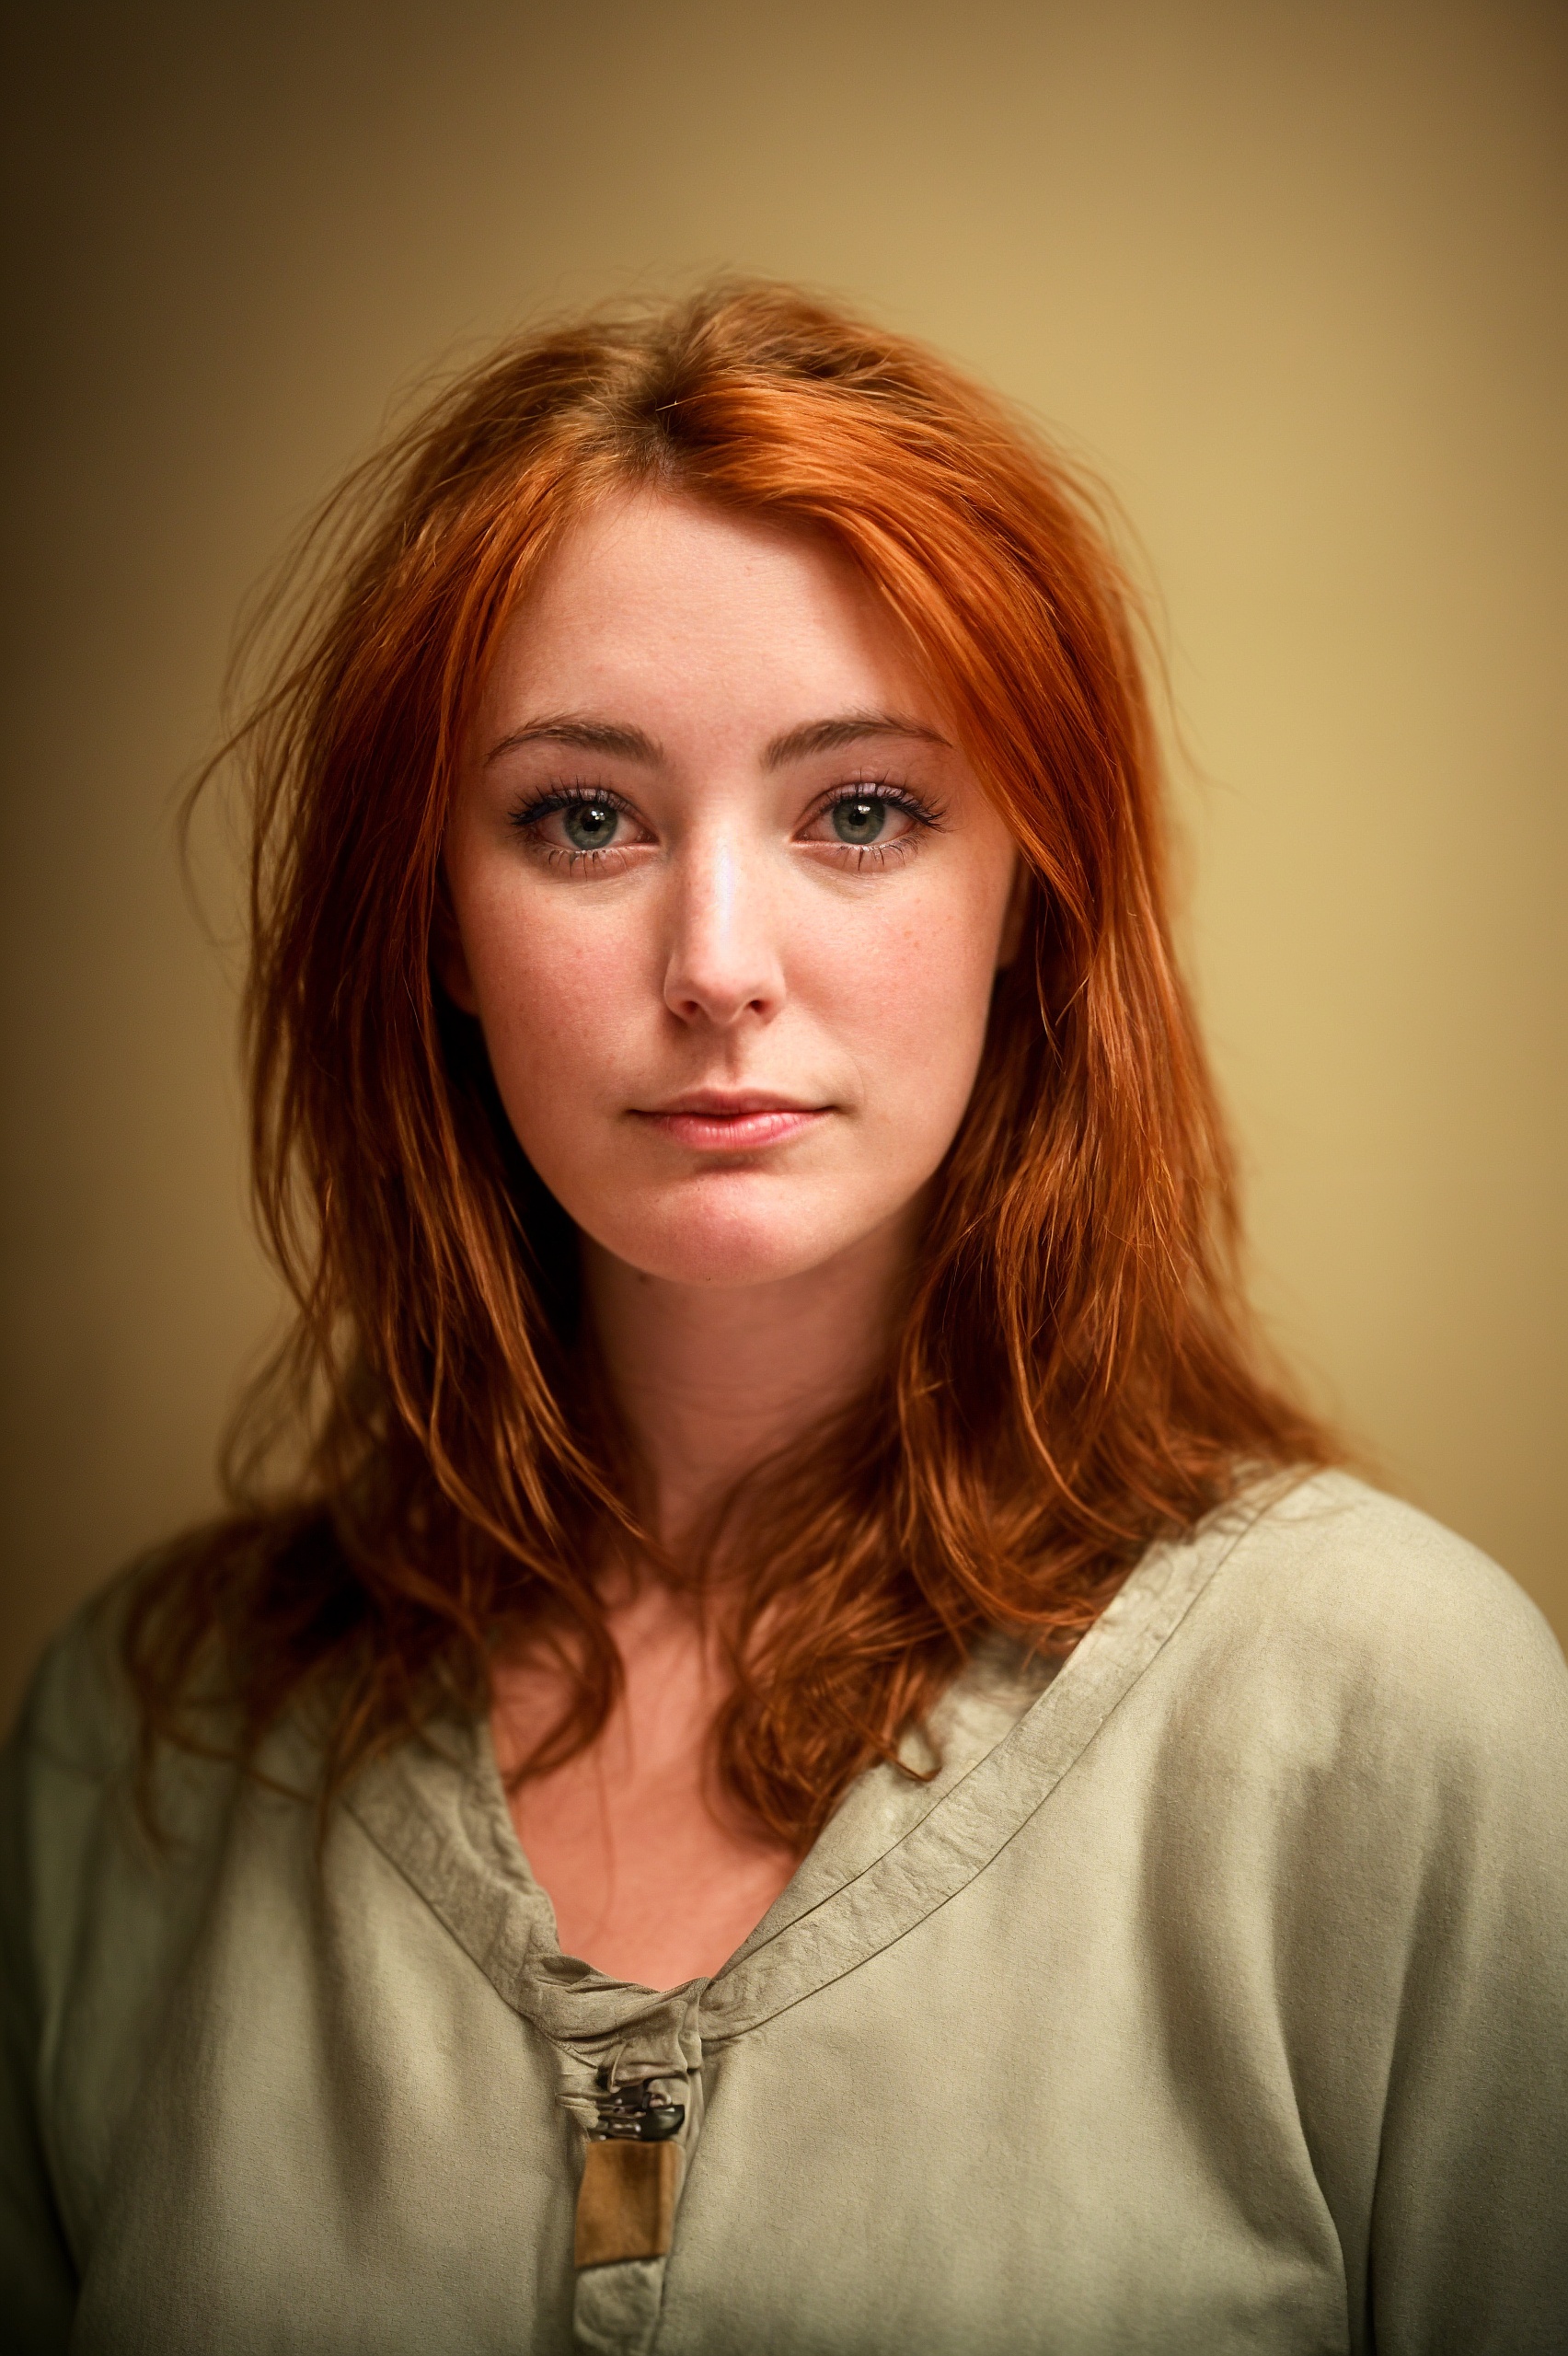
[477, 488, 934, 733]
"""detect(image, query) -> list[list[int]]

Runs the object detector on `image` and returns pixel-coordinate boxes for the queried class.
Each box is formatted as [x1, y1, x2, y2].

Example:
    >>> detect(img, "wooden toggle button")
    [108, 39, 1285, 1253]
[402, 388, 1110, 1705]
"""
[574, 2139, 683, 2268]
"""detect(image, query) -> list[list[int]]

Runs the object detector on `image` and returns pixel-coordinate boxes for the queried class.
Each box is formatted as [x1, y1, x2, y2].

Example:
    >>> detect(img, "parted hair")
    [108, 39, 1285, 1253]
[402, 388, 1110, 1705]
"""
[125, 281, 1328, 1844]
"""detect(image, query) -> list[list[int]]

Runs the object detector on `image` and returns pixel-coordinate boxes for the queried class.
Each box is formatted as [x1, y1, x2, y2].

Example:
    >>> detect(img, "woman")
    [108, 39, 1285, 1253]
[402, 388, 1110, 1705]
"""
[3, 283, 1563, 2354]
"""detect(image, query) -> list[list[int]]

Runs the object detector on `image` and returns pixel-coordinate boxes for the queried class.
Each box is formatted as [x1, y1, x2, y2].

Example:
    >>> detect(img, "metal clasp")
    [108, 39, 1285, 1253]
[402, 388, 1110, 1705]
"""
[590, 2064, 686, 2143]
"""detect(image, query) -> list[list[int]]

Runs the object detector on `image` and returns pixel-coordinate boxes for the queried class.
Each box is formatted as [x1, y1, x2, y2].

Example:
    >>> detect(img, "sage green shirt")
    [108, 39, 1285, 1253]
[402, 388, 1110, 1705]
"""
[3, 1472, 1565, 2352]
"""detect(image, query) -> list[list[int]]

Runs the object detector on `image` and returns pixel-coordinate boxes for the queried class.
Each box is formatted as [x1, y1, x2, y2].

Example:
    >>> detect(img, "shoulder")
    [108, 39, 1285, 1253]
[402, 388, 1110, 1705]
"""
[7, 1576, 142, 1787]
[1207, 1467, 1562, 1691]
[2, 1587, 145, 2112]
[2, 1571, 248, 1998]
[5, 1585, 144, 1967]
[1160, 1468, 1568, 1806]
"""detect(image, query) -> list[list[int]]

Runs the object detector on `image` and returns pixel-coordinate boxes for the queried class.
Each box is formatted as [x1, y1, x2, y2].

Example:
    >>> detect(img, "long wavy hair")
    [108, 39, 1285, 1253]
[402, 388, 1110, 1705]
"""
[125, 281, 1328, 1846]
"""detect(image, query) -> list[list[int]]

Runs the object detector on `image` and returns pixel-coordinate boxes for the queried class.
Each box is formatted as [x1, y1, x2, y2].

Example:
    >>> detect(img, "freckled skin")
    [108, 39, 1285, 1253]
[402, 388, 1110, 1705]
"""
[446, 491, 1021, 1987]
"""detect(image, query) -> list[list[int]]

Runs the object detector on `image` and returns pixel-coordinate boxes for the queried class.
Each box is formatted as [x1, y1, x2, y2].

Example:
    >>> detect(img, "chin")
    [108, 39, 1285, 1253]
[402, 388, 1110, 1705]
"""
[598, 1175, 870, 1289]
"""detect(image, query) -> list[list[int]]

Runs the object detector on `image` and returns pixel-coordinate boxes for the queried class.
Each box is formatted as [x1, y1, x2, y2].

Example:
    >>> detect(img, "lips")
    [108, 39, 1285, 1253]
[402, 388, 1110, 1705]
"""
[632, 1091, 830, 1153]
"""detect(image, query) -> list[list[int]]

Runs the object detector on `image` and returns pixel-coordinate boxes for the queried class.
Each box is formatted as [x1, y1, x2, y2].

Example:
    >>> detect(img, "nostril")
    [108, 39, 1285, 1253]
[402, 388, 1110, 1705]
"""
[661, 952, 784, 1029]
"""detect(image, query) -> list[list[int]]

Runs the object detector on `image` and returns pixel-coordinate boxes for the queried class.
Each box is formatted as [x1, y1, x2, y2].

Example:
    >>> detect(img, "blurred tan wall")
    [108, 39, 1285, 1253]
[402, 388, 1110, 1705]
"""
[3, 0, 1564, 1719]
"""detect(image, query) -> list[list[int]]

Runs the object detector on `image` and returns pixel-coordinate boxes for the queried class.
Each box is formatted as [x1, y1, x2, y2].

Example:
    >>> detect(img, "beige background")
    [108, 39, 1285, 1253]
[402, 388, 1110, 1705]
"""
[3, 0, 1564, 1722]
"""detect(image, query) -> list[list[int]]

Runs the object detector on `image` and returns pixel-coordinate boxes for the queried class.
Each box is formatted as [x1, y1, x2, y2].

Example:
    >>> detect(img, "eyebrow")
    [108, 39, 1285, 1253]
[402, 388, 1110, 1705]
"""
[764, 711, 950, 768]
[485, 716, 663, 766]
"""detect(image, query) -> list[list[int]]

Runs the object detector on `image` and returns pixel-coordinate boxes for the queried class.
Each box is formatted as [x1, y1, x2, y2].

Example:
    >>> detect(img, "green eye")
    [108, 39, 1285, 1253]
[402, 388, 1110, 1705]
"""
[563, 801, 619, 851]
[831, 796, 887, 846]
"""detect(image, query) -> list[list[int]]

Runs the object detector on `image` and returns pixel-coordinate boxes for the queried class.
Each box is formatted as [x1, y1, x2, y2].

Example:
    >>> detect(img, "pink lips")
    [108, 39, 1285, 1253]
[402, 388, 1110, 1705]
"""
[634, 1092, 829, 1152]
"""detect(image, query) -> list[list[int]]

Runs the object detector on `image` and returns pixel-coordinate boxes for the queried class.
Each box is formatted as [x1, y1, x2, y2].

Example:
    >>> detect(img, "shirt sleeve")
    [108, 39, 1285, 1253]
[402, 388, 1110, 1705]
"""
[0, 1714, 78, 2349]
[1360, 1569, 1568, 2353]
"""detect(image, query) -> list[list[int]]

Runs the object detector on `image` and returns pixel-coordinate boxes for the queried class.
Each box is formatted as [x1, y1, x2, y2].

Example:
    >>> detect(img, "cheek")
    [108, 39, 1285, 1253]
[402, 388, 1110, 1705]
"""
[802, 870, 1007, 1123]
[456, 881, 650, 1138]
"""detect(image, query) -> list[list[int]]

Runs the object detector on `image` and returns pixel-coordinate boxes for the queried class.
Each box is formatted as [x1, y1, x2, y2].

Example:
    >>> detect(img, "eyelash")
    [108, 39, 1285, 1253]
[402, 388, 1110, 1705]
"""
[506, 776, 944, 870]
[505, 782, 640, 870]
[808, 778, 943, 868]
[507, 780, 633, 826]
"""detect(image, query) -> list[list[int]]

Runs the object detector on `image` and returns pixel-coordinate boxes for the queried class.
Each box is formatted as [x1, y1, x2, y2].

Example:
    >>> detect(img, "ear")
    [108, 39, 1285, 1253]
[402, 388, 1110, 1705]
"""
[439, 941, 481, 1016]
[995, 855, 1032, 970]
[431, 877, 481, 1015]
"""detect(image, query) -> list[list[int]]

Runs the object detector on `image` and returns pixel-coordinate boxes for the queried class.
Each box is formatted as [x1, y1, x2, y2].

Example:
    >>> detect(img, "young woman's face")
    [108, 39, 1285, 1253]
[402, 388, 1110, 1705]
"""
[444, 490, 1021, 1289]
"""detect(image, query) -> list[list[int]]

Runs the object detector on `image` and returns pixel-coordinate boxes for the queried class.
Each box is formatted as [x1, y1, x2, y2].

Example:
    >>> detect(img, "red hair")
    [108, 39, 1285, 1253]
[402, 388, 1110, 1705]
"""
[126, 282, 1327, 1843]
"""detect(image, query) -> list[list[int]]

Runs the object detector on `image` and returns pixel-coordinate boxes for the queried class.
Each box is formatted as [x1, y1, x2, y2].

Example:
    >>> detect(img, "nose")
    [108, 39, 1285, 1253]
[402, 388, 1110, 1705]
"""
[662, 828, 785, 1030]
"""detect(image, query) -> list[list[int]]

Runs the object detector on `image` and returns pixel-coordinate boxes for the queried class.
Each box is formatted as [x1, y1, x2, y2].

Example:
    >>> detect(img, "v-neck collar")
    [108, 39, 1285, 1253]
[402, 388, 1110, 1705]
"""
[346, 1486, 1270, 2061]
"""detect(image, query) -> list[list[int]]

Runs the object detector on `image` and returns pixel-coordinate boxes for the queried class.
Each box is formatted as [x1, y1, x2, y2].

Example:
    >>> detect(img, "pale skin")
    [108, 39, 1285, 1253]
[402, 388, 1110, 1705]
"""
[443, 488, 1023, 1991]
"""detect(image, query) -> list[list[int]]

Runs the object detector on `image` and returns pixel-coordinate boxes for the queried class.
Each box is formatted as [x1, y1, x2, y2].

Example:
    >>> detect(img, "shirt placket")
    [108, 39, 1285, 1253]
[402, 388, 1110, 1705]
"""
[555, 1993, 707, 2356]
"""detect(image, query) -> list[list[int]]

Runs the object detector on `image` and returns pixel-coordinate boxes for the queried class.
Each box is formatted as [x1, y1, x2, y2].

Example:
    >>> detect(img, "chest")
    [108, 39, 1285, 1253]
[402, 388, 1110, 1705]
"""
[490, 1594, 796, 1989]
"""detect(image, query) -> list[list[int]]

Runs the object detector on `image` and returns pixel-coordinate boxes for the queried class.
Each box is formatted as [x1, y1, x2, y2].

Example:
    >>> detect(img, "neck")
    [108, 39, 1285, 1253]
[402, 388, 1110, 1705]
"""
[582, 1210, 917, 1556]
